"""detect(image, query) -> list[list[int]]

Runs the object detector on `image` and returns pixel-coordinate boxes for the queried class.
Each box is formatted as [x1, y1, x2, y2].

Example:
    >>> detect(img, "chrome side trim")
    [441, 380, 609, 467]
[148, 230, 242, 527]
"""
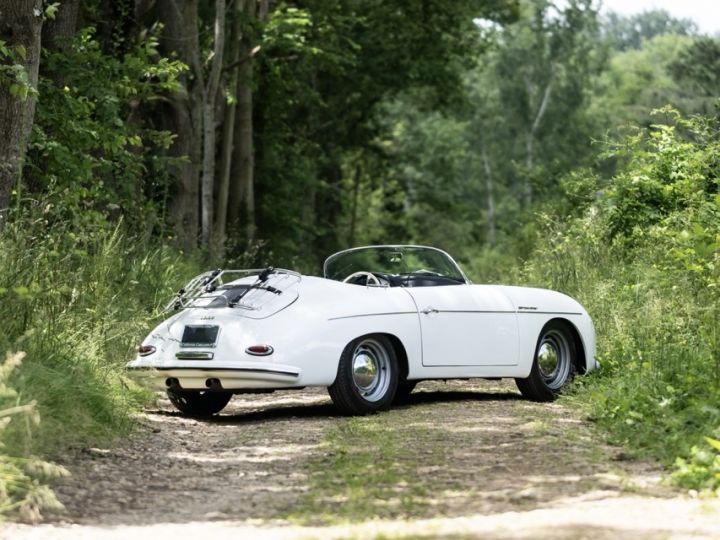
[329, 309, 581, 321]
[516, 311, 583, 316]
[328, 311, 417, 321]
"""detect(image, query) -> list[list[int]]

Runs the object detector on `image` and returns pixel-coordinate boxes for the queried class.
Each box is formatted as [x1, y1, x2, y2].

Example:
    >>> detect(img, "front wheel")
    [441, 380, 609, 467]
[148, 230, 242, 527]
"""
[328, 334, 398, 415]
[515, 320, 576, 402]
[166, 389, 232, 416]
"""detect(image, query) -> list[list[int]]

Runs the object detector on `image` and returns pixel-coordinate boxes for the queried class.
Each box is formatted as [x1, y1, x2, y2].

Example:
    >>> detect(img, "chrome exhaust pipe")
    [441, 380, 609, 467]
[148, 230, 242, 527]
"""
[165, 377, 181, 391]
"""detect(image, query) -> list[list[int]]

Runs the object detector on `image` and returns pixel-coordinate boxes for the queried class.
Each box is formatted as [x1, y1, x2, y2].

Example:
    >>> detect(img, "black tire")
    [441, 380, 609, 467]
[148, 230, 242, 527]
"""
[328, 334, 399, 415]
[393, 380, 417, 404]
[166, 389, 232, 416]
[515, 320, 576, 402]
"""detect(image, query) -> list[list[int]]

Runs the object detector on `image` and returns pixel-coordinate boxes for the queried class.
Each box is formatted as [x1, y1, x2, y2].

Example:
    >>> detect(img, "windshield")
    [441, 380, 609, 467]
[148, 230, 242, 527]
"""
[324, 246, 467, 283]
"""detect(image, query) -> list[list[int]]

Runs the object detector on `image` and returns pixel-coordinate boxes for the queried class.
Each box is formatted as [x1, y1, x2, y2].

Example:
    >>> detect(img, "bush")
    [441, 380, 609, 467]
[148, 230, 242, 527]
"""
[0, 214, 201, 457]
[517, 109, 720, 489]
[672, 437, 720, 495]
[0, 351, 68, 522]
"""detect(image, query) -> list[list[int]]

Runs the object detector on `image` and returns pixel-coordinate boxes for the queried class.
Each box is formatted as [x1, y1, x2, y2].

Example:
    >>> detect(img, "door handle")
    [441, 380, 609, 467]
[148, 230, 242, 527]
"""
[421, 307, 439, 315]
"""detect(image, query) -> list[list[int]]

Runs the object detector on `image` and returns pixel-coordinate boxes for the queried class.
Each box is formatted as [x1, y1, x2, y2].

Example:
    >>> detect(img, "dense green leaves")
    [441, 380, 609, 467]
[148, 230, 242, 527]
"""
[25, 27, 184, 231]
[253, 0, 520, 269]
[519, 111, 720, 492]
[0, 41, 36, 99]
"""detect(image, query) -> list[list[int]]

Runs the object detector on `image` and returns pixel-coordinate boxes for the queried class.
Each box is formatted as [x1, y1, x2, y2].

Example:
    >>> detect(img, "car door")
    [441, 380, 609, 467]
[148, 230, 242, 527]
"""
[405, 285, 519, 366]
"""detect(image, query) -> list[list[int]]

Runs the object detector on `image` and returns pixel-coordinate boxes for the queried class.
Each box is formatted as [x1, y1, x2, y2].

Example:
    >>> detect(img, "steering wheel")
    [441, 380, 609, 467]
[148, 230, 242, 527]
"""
[342, 271, 381, 286]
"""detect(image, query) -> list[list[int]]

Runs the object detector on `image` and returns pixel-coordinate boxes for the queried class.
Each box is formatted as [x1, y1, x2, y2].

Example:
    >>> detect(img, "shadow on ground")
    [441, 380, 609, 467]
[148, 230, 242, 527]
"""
[41, 381, 666, 532]
[147, 388, 522, 426]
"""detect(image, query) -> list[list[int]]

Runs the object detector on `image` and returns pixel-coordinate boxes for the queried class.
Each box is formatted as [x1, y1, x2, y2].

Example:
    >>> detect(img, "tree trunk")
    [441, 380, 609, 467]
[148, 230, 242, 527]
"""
[157, 0, 203, 249]
[41, 0, 78, 88]
[42, 0, 78, 51]
[228, 0, 268, 246]
[348, 164, 362, 246]
[0, 1, 43, 230]
[314, 160, 343, 260]
[97, 0, 136, 53]
[228, 35, 255, 240]
[200, 0, 226, 249]
[481, 147, 496, 247]
[214, 0, 249, 256]
[523, 77, 553, 207]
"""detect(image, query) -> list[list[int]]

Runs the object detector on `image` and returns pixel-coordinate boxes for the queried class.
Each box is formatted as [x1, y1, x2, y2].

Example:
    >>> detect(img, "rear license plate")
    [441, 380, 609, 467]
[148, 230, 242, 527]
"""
[181, 325, 220, 347]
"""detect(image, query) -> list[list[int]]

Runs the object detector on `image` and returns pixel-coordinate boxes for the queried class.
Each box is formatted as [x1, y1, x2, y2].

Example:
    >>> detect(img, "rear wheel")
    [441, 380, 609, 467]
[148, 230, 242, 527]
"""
[328, 334, 398, 415]
[166, 389, 232, 416]
[515, 320, 576, 402]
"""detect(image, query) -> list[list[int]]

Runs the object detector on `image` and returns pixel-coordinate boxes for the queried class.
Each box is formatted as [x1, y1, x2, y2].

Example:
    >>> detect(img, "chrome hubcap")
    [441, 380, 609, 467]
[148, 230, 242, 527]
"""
[351, 339, 390, 402]
[537, 330, 571, 390]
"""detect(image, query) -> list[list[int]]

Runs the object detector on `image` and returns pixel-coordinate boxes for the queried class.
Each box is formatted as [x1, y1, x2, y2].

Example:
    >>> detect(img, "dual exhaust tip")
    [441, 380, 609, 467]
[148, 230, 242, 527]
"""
[165, 377, 223, 391]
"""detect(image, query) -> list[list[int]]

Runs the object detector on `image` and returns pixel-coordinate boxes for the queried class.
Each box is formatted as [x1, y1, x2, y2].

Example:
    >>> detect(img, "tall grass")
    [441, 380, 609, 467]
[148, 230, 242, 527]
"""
[0, 351, 68, 522]
[492, 112, 720, 492]
[521, 217, 718, 461]
[0, 214, 202, 518]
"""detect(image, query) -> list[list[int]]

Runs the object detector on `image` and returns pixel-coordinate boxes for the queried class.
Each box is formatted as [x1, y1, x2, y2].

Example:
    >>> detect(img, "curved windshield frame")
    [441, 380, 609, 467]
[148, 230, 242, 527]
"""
[324, 245, 468, 284]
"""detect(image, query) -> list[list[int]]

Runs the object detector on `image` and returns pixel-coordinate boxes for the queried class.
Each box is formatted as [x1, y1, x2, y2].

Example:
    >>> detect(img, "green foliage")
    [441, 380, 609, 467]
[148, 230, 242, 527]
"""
[603, 9, 697, 51]
[591, 34, 699, 130]
[346, 0, 606, 263]
[253, 0, 519, 268]
[672, 437, 720, 495]
[518, 110, 720, 490]
[668, 37, 720, 103]
[25, 26, 184, 232]
[0, 213, 201, 458]
[0, 41, 37, 100]
[0, 200, 202, 518]
[0, 352, 68, 522]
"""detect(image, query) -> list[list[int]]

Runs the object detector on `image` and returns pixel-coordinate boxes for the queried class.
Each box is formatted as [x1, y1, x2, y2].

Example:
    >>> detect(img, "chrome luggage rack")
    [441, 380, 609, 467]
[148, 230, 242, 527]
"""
[164, 267, 301, 312]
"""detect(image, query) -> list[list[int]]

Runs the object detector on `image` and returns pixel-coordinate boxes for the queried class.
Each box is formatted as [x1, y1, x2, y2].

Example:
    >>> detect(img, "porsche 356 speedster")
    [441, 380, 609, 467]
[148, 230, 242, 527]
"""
[126, 245, 597, 416]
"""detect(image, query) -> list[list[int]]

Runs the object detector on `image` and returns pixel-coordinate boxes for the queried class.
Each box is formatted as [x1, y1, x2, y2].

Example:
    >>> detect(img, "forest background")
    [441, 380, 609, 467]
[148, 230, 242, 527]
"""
[0, 0, 718, 519]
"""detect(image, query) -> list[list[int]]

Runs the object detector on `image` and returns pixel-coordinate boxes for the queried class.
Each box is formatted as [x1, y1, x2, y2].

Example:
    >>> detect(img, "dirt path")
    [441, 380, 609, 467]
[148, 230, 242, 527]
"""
[3, 380, 720, 539]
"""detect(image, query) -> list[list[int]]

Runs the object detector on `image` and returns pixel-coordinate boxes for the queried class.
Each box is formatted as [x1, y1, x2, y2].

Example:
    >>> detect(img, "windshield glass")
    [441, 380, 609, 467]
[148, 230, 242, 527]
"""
[324, 246, 466, 283]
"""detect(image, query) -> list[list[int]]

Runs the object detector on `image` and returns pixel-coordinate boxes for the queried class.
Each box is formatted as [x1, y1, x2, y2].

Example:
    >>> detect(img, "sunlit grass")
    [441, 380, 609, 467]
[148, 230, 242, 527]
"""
[0, 216, 202, 519]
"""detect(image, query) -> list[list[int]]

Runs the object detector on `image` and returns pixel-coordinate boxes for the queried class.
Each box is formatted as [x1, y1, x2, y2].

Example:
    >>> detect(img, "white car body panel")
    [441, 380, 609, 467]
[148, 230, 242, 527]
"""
[405, 285, 519, 367]
[127, 247, 597, 393]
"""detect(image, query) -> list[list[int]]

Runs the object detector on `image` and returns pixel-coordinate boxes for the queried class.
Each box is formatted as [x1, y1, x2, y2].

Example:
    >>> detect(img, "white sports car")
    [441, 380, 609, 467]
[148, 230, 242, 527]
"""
[126, 245, 597, 416]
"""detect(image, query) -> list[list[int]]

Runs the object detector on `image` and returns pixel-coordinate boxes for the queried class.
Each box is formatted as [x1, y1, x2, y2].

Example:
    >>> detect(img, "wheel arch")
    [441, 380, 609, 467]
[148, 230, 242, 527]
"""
[331, 332, 409, 384]
[382, 333, 409, 382]
[547, 317, 587, 375]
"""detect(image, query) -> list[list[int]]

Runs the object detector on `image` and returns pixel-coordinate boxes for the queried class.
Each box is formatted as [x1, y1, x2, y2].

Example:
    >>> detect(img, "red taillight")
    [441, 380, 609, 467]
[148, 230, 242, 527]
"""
[138, 345, 156, 356]
[245, 344, 274, 356]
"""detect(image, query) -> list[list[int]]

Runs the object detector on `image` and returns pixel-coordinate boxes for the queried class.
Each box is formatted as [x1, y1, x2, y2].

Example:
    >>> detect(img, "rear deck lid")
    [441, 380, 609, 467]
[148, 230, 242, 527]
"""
[183, 271, 299, 319]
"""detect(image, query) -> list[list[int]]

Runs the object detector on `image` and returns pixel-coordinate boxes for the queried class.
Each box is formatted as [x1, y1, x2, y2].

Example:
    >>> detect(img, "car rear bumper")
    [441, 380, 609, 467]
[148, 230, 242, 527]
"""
[126, 364, 301, 391]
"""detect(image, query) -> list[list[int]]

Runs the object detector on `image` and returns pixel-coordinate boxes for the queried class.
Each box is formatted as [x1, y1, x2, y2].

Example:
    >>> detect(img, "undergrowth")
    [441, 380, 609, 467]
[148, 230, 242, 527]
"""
[509, 110, 720, 493]
[0, 214, 201, 520]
